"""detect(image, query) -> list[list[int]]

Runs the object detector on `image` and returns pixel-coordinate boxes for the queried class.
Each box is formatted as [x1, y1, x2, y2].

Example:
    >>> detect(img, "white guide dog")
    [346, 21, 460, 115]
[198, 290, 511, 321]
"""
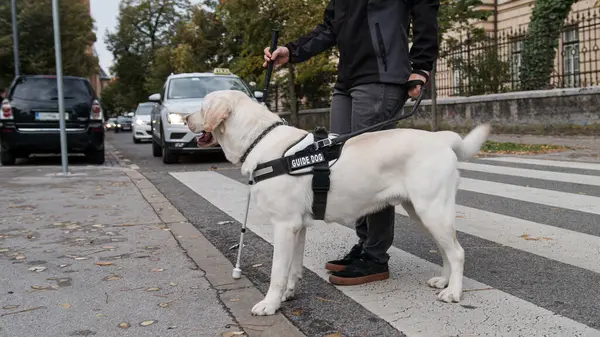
[186, 90, 491, 316]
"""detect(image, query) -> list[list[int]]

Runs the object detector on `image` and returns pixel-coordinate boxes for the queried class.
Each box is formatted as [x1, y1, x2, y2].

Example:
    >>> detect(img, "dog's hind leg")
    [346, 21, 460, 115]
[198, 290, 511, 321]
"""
[251, 221, 299, 316]
[282, 226, 306, 302]
[401, 200, 450, 289]
[411, 189, 465, 303]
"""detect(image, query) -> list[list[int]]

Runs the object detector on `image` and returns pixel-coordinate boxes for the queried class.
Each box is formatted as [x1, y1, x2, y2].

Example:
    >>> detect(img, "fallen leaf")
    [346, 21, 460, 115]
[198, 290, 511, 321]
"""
[145, 287, 160, 292]
[158, 302, 169, 308]
[104, 274, 121, 281]
[15, 254, 25, 260]
[140, 320, 156, 326]
[96, 261, 113, 266]
[118, 322, 130, 329]
[221, 332, 245, 337]
[524, 237, 539, 241]
[541, 237, 553, 240]
[102, 246, 115, 249]
[252, 263, 263, 268]
[218, 221, 234, 225]
[519, 234, 530, 238]
[57, 303, 71, 309]
[0, 248, 9, 253]
[96, 313, 104, 317]
[2, 305, 19, 310]
[169, 282, 178, 287]
[74, 257, 89, 260]
[92, 224, 104, 228]
[429, 250, 437, 254]
[59, 264, 69, 268]
[150, 268, 164, 272]
[106, 232, 116, 236]
[28, 266, 47, 272]
[53, 222, 65, 226]
[150, 258, 160, 261]
[26, 235, 34, 239]
[325, 333, 342, 337]
[230, 298, 240, 302]
[291, 308, 302, 316]
[456, 215, 465, 219]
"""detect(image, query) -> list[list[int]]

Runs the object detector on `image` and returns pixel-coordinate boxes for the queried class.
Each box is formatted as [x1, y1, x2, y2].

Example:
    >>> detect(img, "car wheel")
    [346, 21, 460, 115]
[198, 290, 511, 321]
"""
[115, 128, 120, 133]
[86, 148, 105, 165]
[152, 133, 162, 157]
[161, 128, 177, 164]
[133, 136, 141, 144]
[0, 149, 16, 166]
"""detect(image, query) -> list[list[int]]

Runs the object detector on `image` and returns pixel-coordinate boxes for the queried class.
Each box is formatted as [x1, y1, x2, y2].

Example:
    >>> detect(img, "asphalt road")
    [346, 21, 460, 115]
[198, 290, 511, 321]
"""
[106, 130, 600, 337]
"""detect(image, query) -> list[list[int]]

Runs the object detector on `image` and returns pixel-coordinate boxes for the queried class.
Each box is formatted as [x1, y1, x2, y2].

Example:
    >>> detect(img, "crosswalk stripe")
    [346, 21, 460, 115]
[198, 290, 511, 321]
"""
[170, 170, 600, 337]
[396, 205, 600, 273]
[458, 162, 600, 186]
[460, 178, 600, 215]
[479, 156, 600, 171]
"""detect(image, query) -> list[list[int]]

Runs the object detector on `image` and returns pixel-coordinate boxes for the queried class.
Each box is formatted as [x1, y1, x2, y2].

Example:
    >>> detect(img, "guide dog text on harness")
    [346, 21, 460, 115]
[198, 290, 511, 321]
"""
[290, 152, 325, 169]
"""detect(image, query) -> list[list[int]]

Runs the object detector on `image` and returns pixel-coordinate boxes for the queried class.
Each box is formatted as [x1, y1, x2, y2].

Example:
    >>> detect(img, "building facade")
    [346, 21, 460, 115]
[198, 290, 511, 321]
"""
[81, 0, 111, 97]
[435, 0, 600, 97]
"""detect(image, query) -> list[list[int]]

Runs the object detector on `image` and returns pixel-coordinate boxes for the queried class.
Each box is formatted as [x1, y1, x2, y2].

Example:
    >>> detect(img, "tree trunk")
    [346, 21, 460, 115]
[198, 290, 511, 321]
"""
[287, 63, 299, 126]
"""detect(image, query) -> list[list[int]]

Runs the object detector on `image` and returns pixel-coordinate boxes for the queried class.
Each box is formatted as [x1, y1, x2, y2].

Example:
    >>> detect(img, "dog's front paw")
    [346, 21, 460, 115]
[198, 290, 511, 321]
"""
[251, 299, 281, 316]
[427, 276, 449, 289]
[281, 288, 295, 302]
[437, 287, 461, 303]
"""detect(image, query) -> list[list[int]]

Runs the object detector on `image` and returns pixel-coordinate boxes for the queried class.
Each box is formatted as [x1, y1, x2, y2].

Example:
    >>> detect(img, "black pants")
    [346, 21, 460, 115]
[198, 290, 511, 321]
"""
[329, 83, 409, 264]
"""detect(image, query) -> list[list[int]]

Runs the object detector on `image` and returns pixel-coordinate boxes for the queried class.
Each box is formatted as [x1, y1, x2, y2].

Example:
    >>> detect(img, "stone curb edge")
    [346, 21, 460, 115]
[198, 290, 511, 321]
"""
[113, 154, 306, 337]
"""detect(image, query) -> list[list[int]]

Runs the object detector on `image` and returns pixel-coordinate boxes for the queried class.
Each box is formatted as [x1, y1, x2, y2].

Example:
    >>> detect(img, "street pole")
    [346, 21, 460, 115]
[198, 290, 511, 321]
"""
[52, 0, 69, 175]
[11, 0, 20, 77]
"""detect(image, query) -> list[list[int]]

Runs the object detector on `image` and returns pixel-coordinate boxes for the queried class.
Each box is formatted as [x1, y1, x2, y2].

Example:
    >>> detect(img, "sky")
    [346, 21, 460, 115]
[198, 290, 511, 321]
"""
[90, 0, 203, 77]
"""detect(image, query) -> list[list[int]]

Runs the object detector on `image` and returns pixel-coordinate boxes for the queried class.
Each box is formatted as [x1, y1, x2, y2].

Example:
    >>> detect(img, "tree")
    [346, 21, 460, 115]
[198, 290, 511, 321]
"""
[519, 0, 576, 90]
[0, 0, 98, 88]
[105, 0, 191, 109]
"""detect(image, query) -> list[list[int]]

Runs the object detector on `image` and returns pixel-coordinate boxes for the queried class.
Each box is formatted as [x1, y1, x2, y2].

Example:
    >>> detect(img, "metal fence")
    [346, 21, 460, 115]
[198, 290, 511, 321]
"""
[435, 7, 600, 98]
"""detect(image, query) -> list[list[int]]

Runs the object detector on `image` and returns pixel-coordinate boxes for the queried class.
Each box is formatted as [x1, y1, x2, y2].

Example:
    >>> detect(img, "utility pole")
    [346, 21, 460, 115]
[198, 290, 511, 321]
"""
[53, 0, 69, 175]
[11, 0, 20, 77]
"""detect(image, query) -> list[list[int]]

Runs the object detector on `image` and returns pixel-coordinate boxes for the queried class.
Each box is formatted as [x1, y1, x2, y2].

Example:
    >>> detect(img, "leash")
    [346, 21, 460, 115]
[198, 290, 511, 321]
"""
[232, 29, 280, 280]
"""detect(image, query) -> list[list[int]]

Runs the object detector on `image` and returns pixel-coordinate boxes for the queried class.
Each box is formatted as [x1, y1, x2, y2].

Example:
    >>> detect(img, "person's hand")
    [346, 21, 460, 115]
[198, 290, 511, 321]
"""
[407, 72, 428, 98]
[263, 46, 290, 68]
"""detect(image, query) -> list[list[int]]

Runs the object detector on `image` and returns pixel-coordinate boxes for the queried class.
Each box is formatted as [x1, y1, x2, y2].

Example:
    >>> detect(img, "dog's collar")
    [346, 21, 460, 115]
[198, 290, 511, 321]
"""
[239, 121, 285, 164]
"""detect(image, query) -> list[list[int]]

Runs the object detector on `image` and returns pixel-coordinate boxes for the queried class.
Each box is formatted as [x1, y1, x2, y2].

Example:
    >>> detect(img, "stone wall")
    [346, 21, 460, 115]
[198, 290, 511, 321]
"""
[276, 86, 600, 135]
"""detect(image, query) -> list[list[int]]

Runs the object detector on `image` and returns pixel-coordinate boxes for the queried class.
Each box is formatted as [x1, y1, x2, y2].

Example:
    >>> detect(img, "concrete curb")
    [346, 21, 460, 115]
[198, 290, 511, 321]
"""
[105, 142, 139, 170]
[120, 167, 306, 337]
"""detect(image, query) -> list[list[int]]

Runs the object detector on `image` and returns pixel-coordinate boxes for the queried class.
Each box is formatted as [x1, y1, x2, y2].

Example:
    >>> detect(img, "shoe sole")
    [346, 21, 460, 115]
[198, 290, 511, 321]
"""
[329, 271, 390, 286]
[324, 263, 346, 272]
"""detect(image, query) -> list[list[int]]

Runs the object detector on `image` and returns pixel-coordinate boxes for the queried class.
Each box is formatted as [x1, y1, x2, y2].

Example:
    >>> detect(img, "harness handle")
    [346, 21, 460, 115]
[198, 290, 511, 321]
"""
[262, 29, 279, 103]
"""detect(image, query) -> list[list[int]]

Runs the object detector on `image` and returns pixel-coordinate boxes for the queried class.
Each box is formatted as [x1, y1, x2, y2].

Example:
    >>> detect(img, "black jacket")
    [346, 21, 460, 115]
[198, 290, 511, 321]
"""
[284, 0, 440, 89]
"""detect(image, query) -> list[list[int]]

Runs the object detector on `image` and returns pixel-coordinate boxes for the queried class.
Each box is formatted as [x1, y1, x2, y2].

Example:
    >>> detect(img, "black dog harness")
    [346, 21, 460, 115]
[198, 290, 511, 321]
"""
[241, 79, 426, 221]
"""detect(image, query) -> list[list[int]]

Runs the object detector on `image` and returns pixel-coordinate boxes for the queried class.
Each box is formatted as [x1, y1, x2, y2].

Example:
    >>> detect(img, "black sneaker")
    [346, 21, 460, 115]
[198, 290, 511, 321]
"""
[324, 244, 363, 272]
[329, 255, 389, 286]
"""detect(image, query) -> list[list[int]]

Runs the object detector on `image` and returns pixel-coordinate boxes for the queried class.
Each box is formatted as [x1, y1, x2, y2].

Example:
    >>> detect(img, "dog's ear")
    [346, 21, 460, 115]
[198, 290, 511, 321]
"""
[203, 96, 232, 132]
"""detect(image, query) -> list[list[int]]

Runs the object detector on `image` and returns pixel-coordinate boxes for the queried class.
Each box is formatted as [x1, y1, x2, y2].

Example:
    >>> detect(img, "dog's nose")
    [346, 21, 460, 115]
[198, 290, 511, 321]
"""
[184, 114, 190, 122]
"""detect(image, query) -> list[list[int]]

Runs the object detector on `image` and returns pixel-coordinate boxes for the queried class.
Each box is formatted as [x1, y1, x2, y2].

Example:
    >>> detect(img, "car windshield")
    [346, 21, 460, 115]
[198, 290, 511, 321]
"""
[136, 105, 153, 115]
[11, 77, 92, 102]
[167, 76, 251, 99]
[117, 116, 131, 122]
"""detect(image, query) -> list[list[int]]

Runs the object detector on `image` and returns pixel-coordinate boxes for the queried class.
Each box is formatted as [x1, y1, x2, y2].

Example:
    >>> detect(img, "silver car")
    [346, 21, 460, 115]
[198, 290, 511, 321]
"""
[147, 69, 263, 164]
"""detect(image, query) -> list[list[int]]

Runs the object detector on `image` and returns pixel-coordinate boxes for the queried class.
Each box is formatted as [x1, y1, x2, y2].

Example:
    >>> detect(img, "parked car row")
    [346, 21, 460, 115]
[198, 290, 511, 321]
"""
[0, 74, 105, 165]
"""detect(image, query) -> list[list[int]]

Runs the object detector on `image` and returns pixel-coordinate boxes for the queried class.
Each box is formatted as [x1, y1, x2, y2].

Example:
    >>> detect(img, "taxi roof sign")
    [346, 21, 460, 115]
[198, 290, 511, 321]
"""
[213, 68, 232, 75]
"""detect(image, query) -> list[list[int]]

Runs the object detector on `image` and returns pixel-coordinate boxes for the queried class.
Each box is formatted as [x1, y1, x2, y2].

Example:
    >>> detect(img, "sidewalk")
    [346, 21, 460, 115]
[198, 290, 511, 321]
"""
[0, 165, 304, 337]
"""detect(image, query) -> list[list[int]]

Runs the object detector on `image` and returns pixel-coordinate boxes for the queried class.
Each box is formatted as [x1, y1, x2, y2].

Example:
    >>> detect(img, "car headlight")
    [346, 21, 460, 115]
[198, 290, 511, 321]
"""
[135, 119, 145, 125]
[168, 113, 185, 125]
[117, 124, 121, 127]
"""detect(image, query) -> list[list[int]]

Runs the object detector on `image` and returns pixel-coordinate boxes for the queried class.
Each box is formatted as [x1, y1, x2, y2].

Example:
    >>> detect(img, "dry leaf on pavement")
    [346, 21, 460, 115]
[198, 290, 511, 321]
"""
[28, 266, 46, 272]
[145, 287, 160, 292]
[221, 332, 245, 337]
[140, 320, 156, 326]
[104, 275, 121, 281]
[169, 282, 178, 287]
[158, 302, 169, 308]
[118, 322, 130, 329]
[325, 333, 342, 337]
[2, 305, 19, 310]
[150, 268, 164, 272]
[15, 254, 25, 260]
[252, 263, 263, 268]
[57, 303, 71, 309]
[96, 261, 113, 266]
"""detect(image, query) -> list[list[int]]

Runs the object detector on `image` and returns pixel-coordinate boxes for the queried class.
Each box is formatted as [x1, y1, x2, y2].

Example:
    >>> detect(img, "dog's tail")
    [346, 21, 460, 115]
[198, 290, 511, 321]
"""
[436, 124, 491, 161]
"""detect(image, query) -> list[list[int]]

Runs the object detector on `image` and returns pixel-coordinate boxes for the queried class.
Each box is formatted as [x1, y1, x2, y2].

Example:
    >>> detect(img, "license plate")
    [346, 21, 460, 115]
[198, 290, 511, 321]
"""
[35, 112, 69, 121]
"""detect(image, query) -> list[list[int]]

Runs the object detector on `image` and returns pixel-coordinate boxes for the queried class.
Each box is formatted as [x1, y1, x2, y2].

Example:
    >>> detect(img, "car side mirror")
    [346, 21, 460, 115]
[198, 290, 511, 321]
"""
[148, 93, 161, 102]
[254, 91, 264, 102]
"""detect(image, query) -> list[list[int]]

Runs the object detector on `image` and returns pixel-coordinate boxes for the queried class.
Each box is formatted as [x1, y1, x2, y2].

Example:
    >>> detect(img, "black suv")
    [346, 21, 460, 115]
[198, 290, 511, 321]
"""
[0, 75, 105, 165]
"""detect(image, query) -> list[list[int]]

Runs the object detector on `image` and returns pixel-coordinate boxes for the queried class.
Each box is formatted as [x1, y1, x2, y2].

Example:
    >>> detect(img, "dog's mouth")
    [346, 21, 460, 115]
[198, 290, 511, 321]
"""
[196, 132, 215, 147]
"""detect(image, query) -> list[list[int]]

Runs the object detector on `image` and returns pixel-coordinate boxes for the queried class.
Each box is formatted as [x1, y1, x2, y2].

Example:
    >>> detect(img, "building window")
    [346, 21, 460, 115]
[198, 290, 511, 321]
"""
[562, 27, 580, 87]
[452, 68, 462, 95]
[510, 38, 523, 86]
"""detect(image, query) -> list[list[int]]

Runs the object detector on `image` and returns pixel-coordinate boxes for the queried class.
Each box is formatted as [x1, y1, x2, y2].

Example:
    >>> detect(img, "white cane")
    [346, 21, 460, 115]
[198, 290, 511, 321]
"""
[232, 186, 252, 279]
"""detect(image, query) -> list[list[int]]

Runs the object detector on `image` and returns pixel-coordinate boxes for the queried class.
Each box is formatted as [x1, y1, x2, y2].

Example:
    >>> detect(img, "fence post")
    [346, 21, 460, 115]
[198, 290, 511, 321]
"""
[431, 62, 438, 131]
